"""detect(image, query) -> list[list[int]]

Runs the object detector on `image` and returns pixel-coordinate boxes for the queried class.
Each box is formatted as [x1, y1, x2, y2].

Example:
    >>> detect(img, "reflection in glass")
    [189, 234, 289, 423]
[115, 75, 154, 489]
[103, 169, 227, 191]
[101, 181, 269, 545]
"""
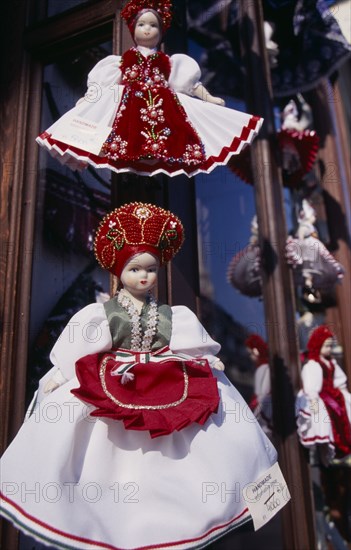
[27, 43, 112, 404]
[29, 0, 97, 23]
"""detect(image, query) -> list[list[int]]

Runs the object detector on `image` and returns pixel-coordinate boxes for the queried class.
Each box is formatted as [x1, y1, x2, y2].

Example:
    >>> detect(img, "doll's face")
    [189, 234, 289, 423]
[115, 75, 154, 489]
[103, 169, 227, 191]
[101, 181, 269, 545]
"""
[120, 253, 159, 297]
[320, 338, 333, 359]
[247, 347, 260, 364]
[134, 11, 161, 48]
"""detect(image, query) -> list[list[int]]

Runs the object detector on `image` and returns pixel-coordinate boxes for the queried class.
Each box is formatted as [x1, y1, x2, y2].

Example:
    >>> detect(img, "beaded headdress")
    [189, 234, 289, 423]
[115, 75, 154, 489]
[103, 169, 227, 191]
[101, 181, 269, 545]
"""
[94, 202, 184, 277]
[307, 325, 334, 360]
[121, 0, 172, 33]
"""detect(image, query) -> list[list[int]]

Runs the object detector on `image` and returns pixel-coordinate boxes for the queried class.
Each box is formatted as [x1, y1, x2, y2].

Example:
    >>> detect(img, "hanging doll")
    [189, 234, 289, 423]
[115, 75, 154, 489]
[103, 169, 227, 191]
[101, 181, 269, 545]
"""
[245, 334, 273, 437]
[285, 199, 344, 304]
[296, 325, 351, 466]
[36, 0, 263, 178]
[227, 215, 262, 298]
[0, 202, 286, 550]
[228, 95, 319, 189]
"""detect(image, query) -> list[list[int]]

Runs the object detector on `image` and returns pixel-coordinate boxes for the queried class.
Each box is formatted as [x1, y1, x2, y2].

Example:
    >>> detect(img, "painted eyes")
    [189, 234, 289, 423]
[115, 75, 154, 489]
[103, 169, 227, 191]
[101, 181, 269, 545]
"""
[137, 23, 158, 29]
[129, 267, 157, 273]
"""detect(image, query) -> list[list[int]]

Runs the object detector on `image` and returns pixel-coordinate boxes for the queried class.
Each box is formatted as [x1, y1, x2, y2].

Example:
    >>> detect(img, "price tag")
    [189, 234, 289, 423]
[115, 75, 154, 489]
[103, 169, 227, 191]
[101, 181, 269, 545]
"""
[51, 115, 112, 155]
[242, 463, 291, 530]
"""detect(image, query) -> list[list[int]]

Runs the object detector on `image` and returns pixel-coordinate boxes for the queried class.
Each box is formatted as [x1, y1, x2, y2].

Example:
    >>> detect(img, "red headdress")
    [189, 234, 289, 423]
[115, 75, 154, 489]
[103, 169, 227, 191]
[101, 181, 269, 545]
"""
[94, 202, 184, 278]
[245, 334, 269, 366]
[307, 325, 334, 360]
[121, 0, 172, 34]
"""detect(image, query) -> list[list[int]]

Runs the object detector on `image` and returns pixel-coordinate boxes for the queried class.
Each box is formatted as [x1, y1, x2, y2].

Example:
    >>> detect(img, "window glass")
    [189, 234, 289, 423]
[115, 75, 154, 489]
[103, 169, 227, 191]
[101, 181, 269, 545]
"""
[26, 42, 112, 403]
[47, 0, 96, 17]
[189, 34, 267, 404]
[28, 0, 98, 24]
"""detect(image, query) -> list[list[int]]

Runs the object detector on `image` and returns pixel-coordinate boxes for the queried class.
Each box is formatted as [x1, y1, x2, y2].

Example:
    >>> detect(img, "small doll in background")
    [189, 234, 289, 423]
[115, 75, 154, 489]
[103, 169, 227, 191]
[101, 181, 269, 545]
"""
[228, 95, 319, 188]
[245, 334, 273, 437]
[36, 0, 263, 178]
[286, 199, 344, 304]
[227, 215, 262, 298]
[296, 325, 351, 466]
[0, 202, 284, 550]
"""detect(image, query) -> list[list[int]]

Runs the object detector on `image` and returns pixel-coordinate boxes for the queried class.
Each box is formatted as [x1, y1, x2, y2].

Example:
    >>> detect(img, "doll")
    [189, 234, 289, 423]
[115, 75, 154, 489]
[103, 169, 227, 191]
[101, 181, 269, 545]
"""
[227, 215, 262, 298]
[0, 202, 284, 550]
[296, 325, 351, 465]
[228, 96, 319, 188]
[285, 200, 344, 304]
[245, 334, 273, 437]
[36, 0, 263, 178]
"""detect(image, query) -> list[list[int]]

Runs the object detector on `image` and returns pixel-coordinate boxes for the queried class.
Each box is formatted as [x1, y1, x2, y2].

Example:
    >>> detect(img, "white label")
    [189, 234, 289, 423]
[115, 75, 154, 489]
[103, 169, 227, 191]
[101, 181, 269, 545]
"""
[242, 463, 291, 530]
[51, 115, 112, 155]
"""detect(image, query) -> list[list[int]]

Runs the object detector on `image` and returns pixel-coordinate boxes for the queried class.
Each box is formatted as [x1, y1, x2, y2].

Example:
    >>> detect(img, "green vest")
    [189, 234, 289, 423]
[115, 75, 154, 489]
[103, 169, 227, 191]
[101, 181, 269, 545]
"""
[103, 297, 172, 351]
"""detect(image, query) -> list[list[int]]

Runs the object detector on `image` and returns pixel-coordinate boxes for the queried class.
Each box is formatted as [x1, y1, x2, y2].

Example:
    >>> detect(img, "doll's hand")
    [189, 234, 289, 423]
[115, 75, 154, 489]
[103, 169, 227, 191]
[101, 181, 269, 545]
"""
[44, 379, 61, 394]
[213, 360, 225, 371]
[43, 369, 67, 394]
[193, 84, 225, 106]
[207, 95, 226, 107]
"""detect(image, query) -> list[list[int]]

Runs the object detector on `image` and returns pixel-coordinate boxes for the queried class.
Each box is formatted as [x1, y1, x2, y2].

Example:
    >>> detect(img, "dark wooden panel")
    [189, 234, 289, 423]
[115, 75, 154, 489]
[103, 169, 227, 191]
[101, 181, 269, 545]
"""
[238, 2, 317, 549]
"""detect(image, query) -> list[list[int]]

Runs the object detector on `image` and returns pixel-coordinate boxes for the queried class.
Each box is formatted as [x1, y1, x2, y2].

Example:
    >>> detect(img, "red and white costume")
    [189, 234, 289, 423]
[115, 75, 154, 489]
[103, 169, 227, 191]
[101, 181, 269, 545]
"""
[36, 46, 262, 178]
[0, 303, 278, 550]
[0, 203, 279, 550]
[296, 326, 351, 461]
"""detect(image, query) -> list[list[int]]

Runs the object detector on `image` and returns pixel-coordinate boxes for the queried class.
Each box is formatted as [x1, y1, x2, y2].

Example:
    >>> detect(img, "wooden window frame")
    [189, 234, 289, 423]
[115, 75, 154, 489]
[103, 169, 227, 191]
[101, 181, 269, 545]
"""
[1, 2, 123, 547]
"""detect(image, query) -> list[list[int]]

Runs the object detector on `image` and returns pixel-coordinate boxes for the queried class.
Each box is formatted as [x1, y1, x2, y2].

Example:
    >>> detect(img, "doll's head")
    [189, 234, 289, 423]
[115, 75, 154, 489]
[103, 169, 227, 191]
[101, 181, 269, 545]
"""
[298, 199, 316, 227]
[245, 334, 269, 367]
[307, 325, 334, 361]
[121, 0, 172, 41]
[119, 252, 159, 297]
[133, 10, 162, 47]
[94, 202, 184, 279]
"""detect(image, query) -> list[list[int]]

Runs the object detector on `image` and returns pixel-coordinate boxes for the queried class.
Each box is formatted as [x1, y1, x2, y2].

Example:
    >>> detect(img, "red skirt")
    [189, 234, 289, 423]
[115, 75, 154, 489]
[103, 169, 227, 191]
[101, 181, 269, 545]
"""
[72, 348, 220, 438]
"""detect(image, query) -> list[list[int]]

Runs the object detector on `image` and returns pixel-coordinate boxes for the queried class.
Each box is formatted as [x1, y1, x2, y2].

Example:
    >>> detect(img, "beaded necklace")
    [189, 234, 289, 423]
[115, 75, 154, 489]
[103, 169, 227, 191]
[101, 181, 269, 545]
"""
[117, 290, 159, 351]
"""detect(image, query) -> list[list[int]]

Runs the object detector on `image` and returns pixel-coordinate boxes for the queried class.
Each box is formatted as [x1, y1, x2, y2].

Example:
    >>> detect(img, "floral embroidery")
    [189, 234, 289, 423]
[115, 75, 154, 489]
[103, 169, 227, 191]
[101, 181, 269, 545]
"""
[106, 228, 125, 250]
[183, 144, 205, 165]
[160, 228, 178, 250]
[140, 95, 165, 126]
[101, 48, 206, 166]
[102, 132, 128, 160]
[134, 206, 152, 220]
[124, 64, 141, 82]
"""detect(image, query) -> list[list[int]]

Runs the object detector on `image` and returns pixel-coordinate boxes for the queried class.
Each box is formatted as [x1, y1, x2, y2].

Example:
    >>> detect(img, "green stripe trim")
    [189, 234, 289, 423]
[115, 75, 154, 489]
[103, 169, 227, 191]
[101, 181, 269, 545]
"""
[0, 503, 251, 550]
[0, 506, 79, 550]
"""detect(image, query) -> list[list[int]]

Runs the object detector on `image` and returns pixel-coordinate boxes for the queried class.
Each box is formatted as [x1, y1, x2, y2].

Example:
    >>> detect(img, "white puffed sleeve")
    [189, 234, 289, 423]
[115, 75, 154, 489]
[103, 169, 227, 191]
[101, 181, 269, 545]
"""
[170, 305, 221, 368]
[87, 55, 122, 88]
[168, 54, 201, 95]
[49, 303, 112, 381]
[300, 360, 324, 399]
[77, 55, 122, 105]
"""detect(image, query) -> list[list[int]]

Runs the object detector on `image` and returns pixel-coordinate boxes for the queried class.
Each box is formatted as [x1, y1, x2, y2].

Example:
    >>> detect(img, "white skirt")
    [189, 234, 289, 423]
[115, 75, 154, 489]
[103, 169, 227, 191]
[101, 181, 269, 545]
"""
[0, 370, 277, 550]
[36, 85, 262, 178]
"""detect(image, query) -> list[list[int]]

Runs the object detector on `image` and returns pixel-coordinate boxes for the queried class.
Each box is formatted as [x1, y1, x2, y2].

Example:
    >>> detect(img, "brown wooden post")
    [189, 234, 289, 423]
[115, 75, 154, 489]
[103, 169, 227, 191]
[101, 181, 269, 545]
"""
[238, 2, 317, 548]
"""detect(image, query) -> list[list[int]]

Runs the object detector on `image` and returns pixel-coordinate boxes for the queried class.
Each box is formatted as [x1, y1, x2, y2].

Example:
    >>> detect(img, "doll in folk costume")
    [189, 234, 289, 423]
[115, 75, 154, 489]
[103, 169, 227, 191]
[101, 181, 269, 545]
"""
[286, 199, 344, 304]
[296, 325, 351, 466]
[227, 215, 262, 298]
[0, 203, 285, 550]
[36, 0, 263, 178]
[245, 334, 273, 437]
